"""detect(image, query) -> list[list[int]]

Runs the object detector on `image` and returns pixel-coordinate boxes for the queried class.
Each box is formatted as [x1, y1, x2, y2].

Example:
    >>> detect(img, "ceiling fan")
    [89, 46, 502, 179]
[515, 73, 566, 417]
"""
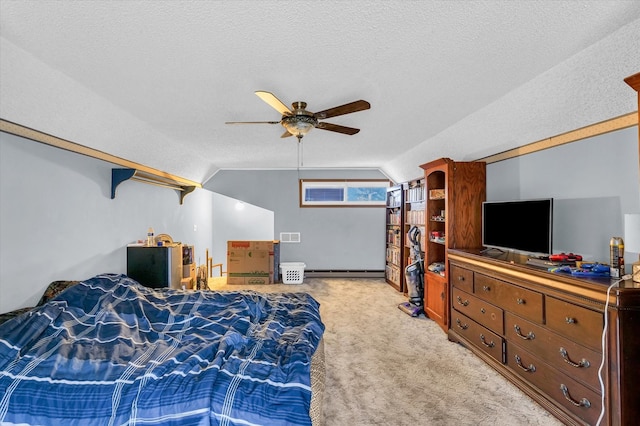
[226, 91, 371, 142]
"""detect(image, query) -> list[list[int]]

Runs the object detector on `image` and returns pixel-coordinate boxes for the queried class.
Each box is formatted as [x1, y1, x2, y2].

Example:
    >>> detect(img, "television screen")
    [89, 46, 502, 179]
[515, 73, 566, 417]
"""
[482, 198, 553, 255]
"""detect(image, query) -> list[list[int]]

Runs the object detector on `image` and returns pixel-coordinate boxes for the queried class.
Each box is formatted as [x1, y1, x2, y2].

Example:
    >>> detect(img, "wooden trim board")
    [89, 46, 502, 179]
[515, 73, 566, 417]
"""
[476, 112, 638, 164]
[3, 109, 637, 179]
[0, 119, 202, 188]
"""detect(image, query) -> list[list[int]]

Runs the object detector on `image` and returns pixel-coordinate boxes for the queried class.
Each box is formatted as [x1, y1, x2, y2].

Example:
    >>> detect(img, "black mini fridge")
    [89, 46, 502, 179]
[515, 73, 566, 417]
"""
[126, 245, 183, 289]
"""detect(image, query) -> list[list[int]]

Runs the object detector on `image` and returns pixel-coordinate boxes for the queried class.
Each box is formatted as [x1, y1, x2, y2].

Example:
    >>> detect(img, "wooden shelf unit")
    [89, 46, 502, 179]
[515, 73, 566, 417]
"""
[0, 120, 202, 204]
[420, 158, 486, 332]
[112, 168, 197, 205]
[385, 185, 404, 291]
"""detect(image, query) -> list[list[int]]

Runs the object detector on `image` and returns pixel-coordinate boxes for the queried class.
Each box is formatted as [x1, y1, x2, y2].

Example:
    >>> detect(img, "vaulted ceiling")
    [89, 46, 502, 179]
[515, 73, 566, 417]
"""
[1, 1, 639, 184]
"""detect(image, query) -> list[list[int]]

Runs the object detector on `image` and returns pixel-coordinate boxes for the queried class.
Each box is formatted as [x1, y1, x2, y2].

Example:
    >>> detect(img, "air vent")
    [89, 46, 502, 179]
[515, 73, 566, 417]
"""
[280, 232, 301, 243]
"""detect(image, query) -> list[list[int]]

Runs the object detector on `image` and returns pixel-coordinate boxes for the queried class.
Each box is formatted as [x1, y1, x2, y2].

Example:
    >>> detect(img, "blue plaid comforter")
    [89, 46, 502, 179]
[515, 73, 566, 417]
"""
[0, 274, 324, 425]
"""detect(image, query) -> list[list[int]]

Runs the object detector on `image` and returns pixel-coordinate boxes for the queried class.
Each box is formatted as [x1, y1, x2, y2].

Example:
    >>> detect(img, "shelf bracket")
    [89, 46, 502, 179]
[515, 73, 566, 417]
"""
[111, 168, 196, 205]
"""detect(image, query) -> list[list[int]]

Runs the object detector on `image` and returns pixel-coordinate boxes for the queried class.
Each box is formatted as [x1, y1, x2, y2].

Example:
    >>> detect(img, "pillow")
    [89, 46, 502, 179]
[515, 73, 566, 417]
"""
[0, 307, 33, 325]
[0, 280, 80, 325]
[36, 280, 80, 306]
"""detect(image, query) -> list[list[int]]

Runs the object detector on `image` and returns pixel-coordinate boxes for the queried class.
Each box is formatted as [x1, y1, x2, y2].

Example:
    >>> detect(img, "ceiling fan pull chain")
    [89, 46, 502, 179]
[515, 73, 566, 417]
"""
[296, 135, 304, 167]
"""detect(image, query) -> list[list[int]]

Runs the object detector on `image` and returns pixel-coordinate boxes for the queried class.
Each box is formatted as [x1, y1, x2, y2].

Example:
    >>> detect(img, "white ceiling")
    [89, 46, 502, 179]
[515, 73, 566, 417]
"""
[1, 1, 639, 184]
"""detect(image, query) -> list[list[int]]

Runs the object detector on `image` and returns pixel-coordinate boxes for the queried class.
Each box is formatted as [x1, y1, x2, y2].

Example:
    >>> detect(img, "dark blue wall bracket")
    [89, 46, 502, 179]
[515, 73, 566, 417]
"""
[111, 168, 196, 205]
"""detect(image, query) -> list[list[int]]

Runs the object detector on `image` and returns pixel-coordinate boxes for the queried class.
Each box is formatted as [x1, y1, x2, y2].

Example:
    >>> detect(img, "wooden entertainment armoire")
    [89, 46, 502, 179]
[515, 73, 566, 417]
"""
[445, 73, 640, 426]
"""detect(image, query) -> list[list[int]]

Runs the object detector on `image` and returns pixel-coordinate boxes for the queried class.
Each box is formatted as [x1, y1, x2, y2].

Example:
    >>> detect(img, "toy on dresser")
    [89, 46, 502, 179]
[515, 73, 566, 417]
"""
[548, 252, 583, 263]
[549, 262, 610, 277]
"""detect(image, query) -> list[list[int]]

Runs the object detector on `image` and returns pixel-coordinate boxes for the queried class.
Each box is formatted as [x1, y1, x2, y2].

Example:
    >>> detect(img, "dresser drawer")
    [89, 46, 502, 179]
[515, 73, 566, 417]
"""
[450, 264, 473, 293]
[452, 287, 504, 335]
[504, 312, 601, 392]
[475, 274, 543, 323]
[451, 310, 504, 363]
[506, 341, 601, 426]
[546, 297, 603, 351]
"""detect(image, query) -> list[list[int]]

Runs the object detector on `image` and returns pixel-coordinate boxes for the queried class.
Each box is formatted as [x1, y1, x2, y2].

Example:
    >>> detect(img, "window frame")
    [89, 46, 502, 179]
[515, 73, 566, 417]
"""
[299, 179, 390, 207]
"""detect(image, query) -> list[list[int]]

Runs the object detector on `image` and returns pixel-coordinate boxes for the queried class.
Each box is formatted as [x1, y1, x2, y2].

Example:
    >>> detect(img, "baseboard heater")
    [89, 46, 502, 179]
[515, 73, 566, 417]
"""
[304, 270, 385, 278]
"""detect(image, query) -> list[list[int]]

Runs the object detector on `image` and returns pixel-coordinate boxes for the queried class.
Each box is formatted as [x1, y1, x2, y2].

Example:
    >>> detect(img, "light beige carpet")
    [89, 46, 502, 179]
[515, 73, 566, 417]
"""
[209, 277, 562, 426]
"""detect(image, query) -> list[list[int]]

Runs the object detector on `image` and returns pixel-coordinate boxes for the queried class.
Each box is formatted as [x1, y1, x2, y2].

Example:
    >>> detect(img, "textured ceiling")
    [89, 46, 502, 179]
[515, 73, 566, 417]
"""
[1, 1, 639, 184]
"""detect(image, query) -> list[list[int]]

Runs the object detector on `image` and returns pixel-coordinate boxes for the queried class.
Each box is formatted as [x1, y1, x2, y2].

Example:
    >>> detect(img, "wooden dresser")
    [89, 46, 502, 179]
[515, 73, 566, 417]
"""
[448, 249, 640, 426]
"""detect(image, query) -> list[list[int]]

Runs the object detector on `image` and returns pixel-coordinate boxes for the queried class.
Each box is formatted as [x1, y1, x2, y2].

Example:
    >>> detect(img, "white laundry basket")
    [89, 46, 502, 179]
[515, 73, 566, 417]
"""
[280, 262, 306, 284]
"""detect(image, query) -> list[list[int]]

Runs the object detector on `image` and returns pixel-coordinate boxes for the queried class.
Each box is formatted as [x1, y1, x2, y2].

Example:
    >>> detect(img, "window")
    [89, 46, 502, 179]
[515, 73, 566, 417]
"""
[299, 179, 390, 207]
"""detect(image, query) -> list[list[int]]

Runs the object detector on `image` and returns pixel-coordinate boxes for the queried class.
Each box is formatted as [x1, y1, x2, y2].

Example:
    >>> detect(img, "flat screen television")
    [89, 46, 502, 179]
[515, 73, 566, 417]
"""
[482, 198, 553, 255]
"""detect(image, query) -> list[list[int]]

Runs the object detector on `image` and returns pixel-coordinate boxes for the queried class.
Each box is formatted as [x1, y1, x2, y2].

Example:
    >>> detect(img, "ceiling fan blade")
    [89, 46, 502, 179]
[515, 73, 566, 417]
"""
[314, 100, 370, 119]
[255, 91, 292, 116]
[225, 121, 281, 124]
[316, 122, 360, 135]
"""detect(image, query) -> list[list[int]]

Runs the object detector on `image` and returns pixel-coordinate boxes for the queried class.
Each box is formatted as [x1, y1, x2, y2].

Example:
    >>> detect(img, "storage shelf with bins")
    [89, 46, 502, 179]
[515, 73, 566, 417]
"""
[402, 178, 425, 295]
[420, 158, 486, 333]
[385, 185, 404, 291]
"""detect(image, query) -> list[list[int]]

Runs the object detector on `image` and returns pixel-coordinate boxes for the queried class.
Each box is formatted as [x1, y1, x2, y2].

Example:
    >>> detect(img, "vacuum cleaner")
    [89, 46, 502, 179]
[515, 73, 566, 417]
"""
[398, 225, 424, 317]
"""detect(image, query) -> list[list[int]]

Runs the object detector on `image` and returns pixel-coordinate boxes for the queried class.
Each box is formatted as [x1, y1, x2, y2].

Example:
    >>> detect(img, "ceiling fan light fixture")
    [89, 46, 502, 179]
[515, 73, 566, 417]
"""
[282, 115, 318, 136]
[226, 91, 369, 139]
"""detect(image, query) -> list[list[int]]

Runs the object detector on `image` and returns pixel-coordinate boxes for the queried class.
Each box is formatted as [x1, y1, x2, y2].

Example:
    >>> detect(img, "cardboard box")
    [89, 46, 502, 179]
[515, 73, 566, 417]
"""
[227, 241, 279, 284]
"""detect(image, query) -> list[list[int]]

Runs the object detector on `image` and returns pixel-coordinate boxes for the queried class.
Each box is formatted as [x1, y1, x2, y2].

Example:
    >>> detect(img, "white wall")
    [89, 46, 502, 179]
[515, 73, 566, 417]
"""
[0, 131, 382, 313]
[0, 132, 215, 312]
[205, 169, 388, 271]
[5, 123, 634, 313]
[210, 192, 274, 274]
[487, 126, 640, 263]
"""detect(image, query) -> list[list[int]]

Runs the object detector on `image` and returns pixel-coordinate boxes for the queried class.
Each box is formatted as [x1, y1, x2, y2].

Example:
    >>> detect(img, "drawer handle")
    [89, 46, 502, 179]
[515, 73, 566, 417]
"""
[560, 384, 591, 408]
[456, 296, 469, 307]
[456, 318, 468, 330]
[514, 325, 535, 340]
[516, 298, 525, 305]
[559, 347, 590, 368]
[479, 334, 495, 348]
[514, 354, 536, 373]
[457, 276, 465, 281]
[482, 285, 490, 292]
[565, 317, 576, 324]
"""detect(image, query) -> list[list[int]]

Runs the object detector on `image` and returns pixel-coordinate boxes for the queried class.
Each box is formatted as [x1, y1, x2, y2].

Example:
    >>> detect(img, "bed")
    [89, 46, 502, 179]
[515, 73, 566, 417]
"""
[0, 273, 325, 425]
